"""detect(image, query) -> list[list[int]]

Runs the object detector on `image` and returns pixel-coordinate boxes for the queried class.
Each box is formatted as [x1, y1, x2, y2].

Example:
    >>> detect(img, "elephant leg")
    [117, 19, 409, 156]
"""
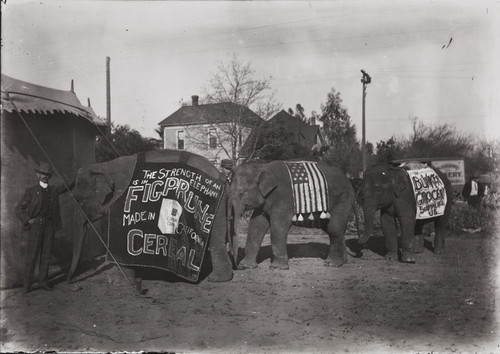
[269, 216, 292, 270]
[433, 217, 447, 254]
[207, 200, 233, 282]
[381, 212, 398, 261]
[413, 221, 424, 253]
[324, 204, 350, 267]
[66, 220, 88, 283]
[238, 212, 270, 270]
[400, 215, 417, 263]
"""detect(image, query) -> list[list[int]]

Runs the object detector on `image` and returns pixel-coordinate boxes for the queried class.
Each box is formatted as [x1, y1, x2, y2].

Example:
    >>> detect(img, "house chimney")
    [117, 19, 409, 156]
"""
[309, 117, 316, 126]
[191, 95, 199, 106]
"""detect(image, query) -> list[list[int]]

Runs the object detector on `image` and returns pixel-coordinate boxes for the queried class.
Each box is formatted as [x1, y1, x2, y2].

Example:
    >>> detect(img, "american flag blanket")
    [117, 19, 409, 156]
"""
[284, 161, 330, 222]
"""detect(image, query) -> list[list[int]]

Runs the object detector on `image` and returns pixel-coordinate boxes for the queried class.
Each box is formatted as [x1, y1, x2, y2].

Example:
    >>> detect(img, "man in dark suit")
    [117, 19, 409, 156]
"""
[462, 174, 485, 209]
[15, 162, 72, 293]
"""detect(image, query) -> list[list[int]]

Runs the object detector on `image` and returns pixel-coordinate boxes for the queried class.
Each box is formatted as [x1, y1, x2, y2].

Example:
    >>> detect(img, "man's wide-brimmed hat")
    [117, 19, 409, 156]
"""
[34, 162, 53, 175]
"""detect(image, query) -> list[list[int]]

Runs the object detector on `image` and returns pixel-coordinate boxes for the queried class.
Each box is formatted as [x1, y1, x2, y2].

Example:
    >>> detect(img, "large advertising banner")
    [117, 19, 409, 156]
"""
[407, 167, 447, 219]
[108, 159, 225, 281]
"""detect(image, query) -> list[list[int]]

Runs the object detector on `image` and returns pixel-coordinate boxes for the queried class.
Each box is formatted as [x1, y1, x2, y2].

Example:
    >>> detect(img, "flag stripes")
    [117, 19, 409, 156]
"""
[285, 161, 329, 215]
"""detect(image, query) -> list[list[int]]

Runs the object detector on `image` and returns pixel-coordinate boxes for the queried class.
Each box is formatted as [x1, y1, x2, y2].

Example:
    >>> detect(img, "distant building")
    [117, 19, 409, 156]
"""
[158, 95, 264, 166]
[1, 74, 105, 288]
[267, 110, 325, 150]
[239, 110, 326, 159]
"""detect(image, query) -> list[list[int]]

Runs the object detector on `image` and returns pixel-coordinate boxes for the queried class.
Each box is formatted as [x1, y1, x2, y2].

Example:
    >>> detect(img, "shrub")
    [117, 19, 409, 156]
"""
[448, 196, 499, 233]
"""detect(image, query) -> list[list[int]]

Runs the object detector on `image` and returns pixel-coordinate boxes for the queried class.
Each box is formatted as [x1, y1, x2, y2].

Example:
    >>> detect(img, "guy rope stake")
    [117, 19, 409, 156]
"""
[5, 92, 141, 295]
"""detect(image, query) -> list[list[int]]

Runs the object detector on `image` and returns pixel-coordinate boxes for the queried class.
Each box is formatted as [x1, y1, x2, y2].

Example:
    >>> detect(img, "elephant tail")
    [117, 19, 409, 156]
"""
[352, 200, 364, 239]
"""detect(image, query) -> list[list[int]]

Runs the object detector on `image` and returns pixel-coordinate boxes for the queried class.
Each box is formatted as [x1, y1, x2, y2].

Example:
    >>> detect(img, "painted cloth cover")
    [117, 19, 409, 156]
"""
[284, 161, 330, 222]
[107, 152, 225, 282]
[406, 167, 447, 219]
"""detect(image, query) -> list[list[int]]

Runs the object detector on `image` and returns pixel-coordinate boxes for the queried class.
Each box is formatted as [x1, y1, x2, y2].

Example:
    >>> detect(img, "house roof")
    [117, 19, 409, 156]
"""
[158, 101, 263, 127]
[268, 110, 324, 148]
[1, 73, 104, 125]
[239, 110, 325, 158]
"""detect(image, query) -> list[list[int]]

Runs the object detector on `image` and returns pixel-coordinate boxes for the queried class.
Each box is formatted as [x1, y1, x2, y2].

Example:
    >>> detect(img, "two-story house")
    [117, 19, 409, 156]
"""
[158, 95, 264, 166]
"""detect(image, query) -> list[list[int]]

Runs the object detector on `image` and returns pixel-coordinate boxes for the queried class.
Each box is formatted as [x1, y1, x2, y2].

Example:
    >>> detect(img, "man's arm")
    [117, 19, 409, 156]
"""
[15, 188, 33, 226]
[55, 175, 76, 195]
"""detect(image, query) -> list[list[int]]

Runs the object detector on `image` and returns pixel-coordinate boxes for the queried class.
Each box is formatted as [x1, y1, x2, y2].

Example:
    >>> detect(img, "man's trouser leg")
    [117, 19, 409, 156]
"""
[38, 220, 55, 287]
[23, 221, 43, 292]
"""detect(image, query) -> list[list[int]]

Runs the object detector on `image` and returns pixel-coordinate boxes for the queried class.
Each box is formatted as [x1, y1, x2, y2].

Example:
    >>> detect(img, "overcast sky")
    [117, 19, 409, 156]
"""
[2, 1, 499, 144]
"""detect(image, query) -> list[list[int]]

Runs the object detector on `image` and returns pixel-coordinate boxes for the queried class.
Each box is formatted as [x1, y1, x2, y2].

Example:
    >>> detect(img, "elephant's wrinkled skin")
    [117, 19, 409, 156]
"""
[358, 164, 453, 263]
[68, 151, 233, 284]
[230, 161, 355, 270]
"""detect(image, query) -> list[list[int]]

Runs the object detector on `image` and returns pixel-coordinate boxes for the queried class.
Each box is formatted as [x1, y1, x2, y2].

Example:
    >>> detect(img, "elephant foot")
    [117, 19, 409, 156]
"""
[208, 271, 233, 282]
[270, 262, 290, 270]
[270, 256, 289, 270]
[434, 247, 446, 255]
[384, 251, 398, 261]
[237, 260, 258, 270]
[401, 251, 416, 263]
[324, 257, 346, 267]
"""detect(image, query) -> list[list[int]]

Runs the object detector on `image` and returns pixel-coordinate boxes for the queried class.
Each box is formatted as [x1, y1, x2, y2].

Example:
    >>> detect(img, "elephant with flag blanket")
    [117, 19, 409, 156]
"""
[229, 160, 355, 270]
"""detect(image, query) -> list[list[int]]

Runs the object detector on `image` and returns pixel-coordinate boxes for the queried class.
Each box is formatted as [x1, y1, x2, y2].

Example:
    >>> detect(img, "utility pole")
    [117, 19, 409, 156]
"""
[106, 56, 111, 136]
[361, 69, 371, 174]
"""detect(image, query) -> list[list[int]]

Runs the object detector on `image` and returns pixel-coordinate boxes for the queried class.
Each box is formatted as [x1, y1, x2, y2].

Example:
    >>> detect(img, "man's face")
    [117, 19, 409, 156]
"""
[37, 173, 51, 184]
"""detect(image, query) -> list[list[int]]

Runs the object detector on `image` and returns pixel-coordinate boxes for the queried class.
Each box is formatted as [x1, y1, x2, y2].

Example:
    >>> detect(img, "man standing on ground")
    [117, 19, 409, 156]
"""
[15, 162, 73, 293]
[462, 174, 482, 208]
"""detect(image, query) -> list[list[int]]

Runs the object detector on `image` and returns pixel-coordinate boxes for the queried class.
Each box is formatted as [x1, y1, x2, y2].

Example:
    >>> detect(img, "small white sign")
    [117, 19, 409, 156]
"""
[158, 198, 182, 234]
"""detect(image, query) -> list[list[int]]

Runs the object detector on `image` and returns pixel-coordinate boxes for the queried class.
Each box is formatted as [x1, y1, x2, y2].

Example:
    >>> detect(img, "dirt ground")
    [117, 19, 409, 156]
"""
[1, 227, 499, 353]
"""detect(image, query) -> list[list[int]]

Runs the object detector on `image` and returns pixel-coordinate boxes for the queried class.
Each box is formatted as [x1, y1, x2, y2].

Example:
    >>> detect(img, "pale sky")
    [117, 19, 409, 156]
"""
[2, 0, 499, 144]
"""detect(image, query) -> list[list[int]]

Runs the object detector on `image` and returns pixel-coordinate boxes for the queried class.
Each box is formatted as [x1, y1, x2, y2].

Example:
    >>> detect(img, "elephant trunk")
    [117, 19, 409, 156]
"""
[358, 202, 377, 245]
[230, 201, 245, 265]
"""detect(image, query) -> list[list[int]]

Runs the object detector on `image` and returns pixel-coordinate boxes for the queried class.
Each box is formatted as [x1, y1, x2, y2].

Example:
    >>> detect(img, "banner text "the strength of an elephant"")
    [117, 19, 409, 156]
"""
[123, 169, 221, 233]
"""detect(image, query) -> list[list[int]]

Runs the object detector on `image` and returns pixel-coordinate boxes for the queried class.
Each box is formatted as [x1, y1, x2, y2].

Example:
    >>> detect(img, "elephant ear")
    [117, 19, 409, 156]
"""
[390, 168, 407, 197]
[258, 170, 277, 197]
[90, 171, 115, 205]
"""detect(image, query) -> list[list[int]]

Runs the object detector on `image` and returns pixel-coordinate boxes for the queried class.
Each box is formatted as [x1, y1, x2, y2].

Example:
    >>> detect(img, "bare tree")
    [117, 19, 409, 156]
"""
[196, 53, 281, 162]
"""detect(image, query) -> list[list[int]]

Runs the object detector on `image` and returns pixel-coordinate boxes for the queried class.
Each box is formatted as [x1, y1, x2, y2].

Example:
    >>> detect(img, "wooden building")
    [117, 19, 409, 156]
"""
[1, 74, 105, 288]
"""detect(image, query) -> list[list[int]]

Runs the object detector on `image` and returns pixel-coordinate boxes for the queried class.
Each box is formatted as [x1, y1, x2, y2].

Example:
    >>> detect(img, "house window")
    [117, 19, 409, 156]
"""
[208, 128, 217, 149]
[177, 130, 185, 150]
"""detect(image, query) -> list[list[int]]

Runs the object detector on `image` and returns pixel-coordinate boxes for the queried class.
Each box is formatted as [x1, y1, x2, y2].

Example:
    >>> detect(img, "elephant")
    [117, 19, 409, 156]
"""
[67, 150, 234, 285]
[358, 163, 453, 263]
[229, 160, 355, 270]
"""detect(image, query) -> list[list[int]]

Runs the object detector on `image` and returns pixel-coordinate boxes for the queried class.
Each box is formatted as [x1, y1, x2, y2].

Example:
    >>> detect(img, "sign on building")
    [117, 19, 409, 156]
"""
[430, 159, 465, 187]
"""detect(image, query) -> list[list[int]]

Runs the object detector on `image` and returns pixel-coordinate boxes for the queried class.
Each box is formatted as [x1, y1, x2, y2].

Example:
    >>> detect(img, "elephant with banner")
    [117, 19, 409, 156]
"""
[357, 162, 453, 263]
[67, 149, 234, 286]
[229, 160, 355, 270]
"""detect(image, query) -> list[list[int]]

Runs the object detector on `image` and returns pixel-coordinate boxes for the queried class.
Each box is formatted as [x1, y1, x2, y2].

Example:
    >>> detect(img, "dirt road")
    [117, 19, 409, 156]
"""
[1, 229, 499, 353]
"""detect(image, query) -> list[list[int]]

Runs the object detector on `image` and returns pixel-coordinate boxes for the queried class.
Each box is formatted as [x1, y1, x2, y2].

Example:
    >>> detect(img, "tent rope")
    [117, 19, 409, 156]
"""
[91, 118, 124, 158]
[5, 92, 140, 294]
